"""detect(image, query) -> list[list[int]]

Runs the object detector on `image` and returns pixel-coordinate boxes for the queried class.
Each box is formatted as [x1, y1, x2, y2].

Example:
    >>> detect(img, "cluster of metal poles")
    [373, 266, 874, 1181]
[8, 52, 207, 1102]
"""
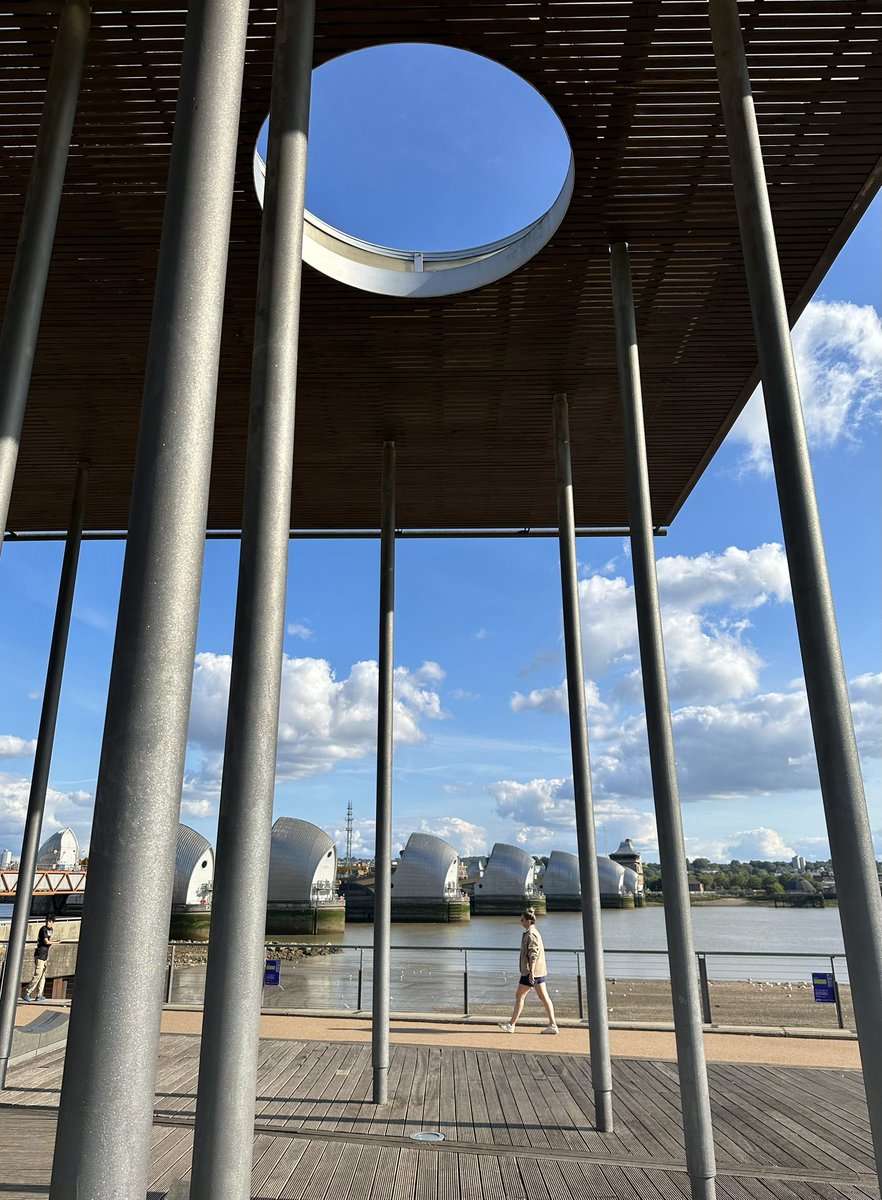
[0, 2, 880, 1198]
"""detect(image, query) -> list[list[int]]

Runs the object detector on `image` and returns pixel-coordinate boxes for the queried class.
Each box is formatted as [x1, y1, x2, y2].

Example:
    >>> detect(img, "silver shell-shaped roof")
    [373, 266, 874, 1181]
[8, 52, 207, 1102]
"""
[543, 851, 627, 897]
[477, 843, 537, 897]
[542, 851, 581, 895]
[173, 824, 214, 906]
[622, 866, 639, 895]
[36, 828, 79, 869]
[267, 818, 337, 904]
[390, 833, 460, 899]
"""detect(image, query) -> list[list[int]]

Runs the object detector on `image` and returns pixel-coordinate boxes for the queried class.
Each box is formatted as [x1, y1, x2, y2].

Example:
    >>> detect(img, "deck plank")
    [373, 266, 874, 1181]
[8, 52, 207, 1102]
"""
[1, 1036, 879, 1200]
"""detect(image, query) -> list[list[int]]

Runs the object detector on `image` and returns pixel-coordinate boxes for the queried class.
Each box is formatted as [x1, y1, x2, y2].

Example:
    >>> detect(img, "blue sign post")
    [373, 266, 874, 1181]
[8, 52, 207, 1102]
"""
[264, 958, 281, 987]
[812, 972, 836, 1003]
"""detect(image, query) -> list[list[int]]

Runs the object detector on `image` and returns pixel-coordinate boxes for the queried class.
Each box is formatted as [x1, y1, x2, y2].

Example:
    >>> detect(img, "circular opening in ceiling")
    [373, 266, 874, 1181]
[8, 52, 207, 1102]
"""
[253, 43, 573, 298]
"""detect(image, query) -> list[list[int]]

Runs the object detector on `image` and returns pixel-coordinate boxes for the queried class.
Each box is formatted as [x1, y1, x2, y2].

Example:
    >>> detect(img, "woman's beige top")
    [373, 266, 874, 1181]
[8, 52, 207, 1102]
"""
[519, 926, 548, 978]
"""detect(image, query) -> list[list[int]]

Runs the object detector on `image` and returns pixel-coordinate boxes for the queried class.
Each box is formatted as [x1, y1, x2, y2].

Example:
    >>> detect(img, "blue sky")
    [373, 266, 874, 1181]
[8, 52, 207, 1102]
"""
[1, 46, 879, 867]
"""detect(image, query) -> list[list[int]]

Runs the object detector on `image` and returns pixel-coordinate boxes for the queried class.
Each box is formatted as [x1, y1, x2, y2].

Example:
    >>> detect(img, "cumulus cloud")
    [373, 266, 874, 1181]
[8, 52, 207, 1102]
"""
[490, 776, 576, 830]
[187, 653, 447, 782]
[287, 621, 314, 641]
[501, 673, 880, 817]
[730, 300, 882, 475]
[327, 816, 376, 858]
[592, 673, 881, 803]
[724, 828, 796, 861]
[418, 816, 487, 856]
[510, 682, 620, 739]
[0, 772, 93, 848]
[488, 775, 658, 852]
[574, 544, 791, 704]
[180, 797, 217, 820]
[0, 734, 37, 760]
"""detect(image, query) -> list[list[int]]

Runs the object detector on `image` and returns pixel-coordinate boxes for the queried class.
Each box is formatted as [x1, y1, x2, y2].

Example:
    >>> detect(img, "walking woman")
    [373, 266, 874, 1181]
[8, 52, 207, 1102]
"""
[498, 907, 558, 1033]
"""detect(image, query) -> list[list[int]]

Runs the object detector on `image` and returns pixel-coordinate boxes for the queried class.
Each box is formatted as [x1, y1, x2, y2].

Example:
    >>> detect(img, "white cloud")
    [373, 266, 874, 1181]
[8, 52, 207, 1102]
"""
[504, 673, 880, 816]
[0, 735, 36, 760]
[472, 628, 489, 641]
[327, 816, 375, 858]
[511, 680, 616, 733]
[418, 815, 487, 856]
[187, 652, 447, 783]
[725, 828, 796, 862]
[488, 775, 658, 853]
[574, 544, 791, 704]
[729, 300, 882, 475]
[0, 772, 93, 848]
[287, 621, 314, 641]
[180, 797, 216, 820]
[591, 673, 881, 803]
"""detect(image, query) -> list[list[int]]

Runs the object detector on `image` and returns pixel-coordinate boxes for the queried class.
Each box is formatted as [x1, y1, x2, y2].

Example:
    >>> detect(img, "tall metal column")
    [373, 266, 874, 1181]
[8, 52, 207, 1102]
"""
[48, 3, 249, 1197]
[711, 1, 882, 1183]
[553, 396, 613, 1132]
[372, 441, 396, 1104]
[0, 462, 88, 1087]
[0, 0, 89, 553]
[610, 243, 717, 1200]
[189, 3, 315, 1196]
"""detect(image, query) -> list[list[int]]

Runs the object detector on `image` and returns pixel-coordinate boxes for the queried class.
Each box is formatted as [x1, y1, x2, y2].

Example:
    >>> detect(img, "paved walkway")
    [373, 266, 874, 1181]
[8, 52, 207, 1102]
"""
[160, 1007, 864, 1069]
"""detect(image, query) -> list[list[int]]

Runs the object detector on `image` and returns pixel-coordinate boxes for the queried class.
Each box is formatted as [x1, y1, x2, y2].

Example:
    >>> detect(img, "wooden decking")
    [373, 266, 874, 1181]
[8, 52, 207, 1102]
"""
[1, 1035, 878, 1200]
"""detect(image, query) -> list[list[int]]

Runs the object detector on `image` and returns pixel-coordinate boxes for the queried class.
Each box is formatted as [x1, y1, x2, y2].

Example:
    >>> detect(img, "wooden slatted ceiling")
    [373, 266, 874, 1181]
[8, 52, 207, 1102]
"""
[1, 1, 880, 533]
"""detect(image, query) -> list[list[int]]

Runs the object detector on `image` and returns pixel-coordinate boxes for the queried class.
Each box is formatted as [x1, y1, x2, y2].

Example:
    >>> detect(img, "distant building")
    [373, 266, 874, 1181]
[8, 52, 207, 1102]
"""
[172, 824, 214, 907]
[791, 855, 806, 870]
[168, 824, 215, 939]
[472, 843, 546, 915]
[460, 855, 486, 881]
[36, 828, 79, 870]
[266, 818, 344, 934]
[391, 833, 461, 900]
[544, 850, 641, 909]
[609, 839, 645, 894]
[0, 848, 12, 869]
[785, 877, 816, 894]
[389, 832, 470, 922]
[268, 818, 337, 906]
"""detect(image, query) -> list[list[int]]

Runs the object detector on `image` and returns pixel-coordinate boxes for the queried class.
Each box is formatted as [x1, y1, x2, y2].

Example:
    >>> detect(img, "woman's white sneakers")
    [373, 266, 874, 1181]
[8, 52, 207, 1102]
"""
[496, 1021, 559, 1034]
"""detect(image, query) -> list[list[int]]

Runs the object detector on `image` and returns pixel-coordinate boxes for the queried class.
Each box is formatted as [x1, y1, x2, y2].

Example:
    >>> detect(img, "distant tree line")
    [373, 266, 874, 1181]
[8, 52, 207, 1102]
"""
[641, 858, 843, 897]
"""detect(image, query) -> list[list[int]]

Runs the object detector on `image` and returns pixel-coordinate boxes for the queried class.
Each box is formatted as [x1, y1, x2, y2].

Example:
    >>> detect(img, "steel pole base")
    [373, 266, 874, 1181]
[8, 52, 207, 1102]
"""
[688, 1175, 716, 1200]
[373, 1066, 388, 1105]
[594, 1088, 614, 1132]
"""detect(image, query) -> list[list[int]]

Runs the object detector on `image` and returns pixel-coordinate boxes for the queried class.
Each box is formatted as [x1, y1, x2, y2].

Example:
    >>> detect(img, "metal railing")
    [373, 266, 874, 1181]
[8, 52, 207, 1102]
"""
[1, 933, 851, 1031]
[159, 943, 854, 1032]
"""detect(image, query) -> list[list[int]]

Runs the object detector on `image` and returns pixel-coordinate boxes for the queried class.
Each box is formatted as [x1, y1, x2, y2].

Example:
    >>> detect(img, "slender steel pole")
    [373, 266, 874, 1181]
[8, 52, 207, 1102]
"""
[47, 4, 249, 1196]
[189, 3, 315, 1196]
[372, 441, 395, 1104]
[553, 396, 613, 1132]
[711, 2, 882, 1183]
[0, 2, 89, 554]
[610, 243, 717, 1200]
[0, 462, 88, 1087]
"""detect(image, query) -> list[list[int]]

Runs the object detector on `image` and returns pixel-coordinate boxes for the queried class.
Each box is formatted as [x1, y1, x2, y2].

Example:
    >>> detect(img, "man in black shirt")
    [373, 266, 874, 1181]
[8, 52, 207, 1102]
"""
[23, 915, 55, 1003]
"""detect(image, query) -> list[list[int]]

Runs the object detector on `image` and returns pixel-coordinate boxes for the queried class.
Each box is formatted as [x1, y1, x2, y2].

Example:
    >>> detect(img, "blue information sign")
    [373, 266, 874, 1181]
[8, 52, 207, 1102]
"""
[812, 972, 836, 1003]
[264, 958, 281, 987]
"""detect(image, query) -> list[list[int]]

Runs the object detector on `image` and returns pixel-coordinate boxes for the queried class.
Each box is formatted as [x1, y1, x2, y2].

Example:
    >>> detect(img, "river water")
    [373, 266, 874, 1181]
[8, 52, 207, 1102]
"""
[2, 902, 850, 1016]
[168, 905, 850, 1014]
